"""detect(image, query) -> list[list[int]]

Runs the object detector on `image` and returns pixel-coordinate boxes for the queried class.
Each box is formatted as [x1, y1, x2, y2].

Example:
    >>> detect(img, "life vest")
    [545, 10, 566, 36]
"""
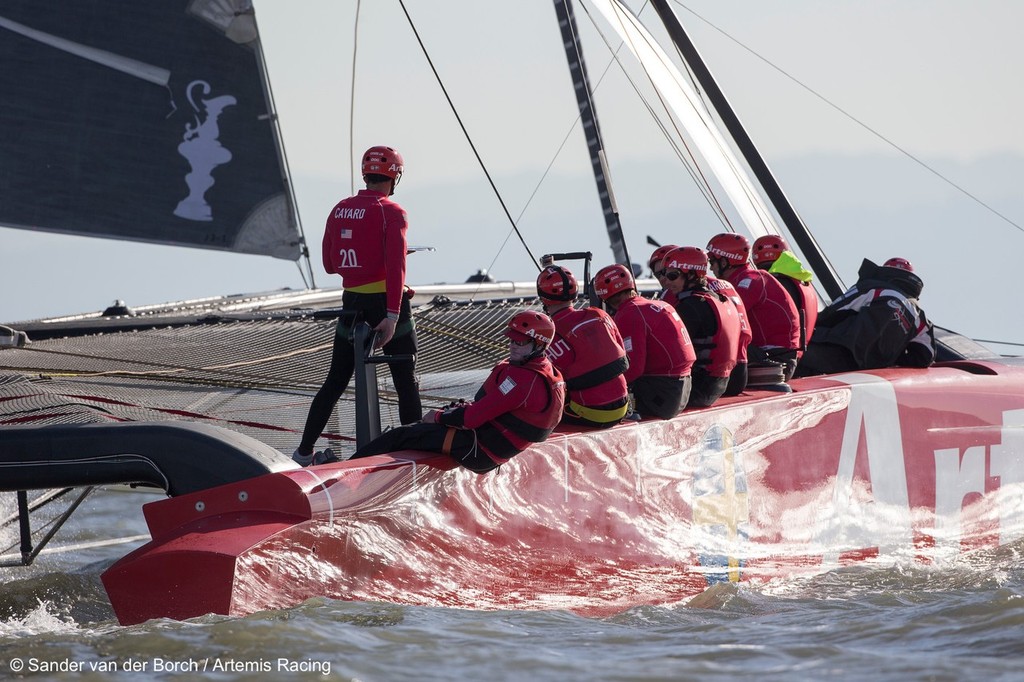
[546, 306, 628, 409]
[725, 264, 800, 351]
[706, 277, 752, 363]
[675, 289, 740, 378]
[472, 356, 566, 461]
[775, 275, 819, 354]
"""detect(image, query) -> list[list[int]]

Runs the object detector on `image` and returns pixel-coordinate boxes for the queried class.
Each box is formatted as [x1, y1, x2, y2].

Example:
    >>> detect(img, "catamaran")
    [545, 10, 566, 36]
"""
[1, 0, 1022, 626]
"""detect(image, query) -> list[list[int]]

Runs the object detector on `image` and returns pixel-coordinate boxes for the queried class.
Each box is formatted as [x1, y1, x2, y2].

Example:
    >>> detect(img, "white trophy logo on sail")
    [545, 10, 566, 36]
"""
[174, 80, 237, 222]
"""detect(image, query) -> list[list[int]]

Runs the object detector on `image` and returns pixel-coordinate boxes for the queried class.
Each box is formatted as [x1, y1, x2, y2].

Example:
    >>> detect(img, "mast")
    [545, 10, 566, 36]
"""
[553, 0, 631, 268]
[647, 0, 844, 299]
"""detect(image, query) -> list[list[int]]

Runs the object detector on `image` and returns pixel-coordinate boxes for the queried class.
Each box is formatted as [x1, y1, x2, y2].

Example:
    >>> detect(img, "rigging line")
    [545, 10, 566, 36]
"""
[292, 259, 311, 291]
[395, 0, 540, 268]
[973, 338, 1024, 349]
[658, 2, 844, 288]
[579, 1, 735, 232]
[592, 1, 733, 230]
[470, 95, 590, 301]
[470, 19, 630, 302]
[474, 1, 714, 290]
[672, 0, 1023, 234]
[621, 2, 777, 237]
[608, 9, 733, 233]
[350, 0, 361, 197]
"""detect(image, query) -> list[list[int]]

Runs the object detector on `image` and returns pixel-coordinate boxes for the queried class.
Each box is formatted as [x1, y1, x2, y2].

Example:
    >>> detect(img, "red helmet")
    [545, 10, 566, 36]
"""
[883, 257, 914, 272]
[662, 246, 708, 273]
[536, 265, 578, 303]
[593, 264, 635, 301]
[361, 145, 404, 180]
[648, 244, 678, 271]
[506, 310, 555, 347]
[752, 235, 789, 267]
[706, 233, 750, 265]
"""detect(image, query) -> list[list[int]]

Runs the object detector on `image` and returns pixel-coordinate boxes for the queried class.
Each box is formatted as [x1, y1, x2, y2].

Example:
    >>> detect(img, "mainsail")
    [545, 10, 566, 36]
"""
[0, 0, 301, 259]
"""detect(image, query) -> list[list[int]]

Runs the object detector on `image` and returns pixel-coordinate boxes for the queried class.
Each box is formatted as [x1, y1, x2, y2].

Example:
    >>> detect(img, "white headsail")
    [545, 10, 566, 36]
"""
[586, 0, 781, 238]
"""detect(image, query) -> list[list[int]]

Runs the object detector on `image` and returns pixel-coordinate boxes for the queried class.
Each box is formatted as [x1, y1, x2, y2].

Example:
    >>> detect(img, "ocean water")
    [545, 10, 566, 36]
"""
[2, 488, 1024, 681]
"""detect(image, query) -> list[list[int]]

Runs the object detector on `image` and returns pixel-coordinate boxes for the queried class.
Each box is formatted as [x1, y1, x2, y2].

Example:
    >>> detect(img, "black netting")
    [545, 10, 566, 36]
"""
[0, 295, 544, 457]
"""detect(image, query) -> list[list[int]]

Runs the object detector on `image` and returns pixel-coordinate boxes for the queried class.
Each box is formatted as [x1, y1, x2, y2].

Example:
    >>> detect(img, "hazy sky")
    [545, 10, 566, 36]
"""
[3, 0, 1022, 348]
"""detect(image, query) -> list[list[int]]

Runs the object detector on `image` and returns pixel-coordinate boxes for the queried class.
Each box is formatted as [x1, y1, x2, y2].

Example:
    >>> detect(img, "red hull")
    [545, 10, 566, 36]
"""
[102, 363, 1024, 624]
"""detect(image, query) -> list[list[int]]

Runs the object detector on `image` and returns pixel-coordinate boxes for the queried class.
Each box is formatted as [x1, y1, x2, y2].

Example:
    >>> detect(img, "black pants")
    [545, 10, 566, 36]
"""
[348, 422, 498, 474]
[631, 375, 691, 419]
[299, 291, 421, 453]
[724, 362, 747, 397]
[688, 367, 729, 408]
[794, 342, 855, 378]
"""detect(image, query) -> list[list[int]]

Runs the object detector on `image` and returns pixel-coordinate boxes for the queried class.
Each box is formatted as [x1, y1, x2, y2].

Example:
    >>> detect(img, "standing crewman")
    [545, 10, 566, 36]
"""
[662, 247, 741, 408]
[537, 264, 630, 428]
[706, 233, 801, 379]
[293, 145, 422, 466]
[594, 263, 694, 419]
[345, 311, 566, 474]
[751, 234, 820, 362]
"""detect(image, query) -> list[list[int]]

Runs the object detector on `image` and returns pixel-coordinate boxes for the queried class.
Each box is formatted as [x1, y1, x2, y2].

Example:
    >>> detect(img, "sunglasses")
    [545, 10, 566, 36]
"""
[509, 338, 533, 346]
[652, 269, 666, 278]
[664, 270, 683, 281]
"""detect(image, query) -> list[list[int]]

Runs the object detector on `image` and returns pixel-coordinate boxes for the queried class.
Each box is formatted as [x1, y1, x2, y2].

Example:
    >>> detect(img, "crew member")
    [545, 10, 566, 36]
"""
[293, 145, 422, 466]
[796, 257, 936, 376]
[537, 264, 630, 428]
[342, 311, 565, 473]
[647, 244, 678, 300]
[662, 247, 741, 408]
[706, 232, 801, 379]
[594, 263, 695, 419]
[751, 234, 820, 360]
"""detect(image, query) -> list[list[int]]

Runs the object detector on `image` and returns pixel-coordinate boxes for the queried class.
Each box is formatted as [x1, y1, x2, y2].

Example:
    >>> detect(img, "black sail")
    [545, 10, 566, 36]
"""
[0, 1, 300, 259]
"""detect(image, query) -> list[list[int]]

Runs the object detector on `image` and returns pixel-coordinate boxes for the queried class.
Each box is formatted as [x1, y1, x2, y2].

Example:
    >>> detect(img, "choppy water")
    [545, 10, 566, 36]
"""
[2, 488, 1024, 681]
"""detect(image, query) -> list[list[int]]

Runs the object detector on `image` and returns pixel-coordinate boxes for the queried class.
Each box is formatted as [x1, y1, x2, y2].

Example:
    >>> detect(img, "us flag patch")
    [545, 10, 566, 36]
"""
[499, 377, 518, 394]
[340, 229, 352, 239]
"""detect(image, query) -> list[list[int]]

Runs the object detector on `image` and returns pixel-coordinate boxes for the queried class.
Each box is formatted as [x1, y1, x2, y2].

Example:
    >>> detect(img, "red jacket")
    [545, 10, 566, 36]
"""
[439, 356, 565, 463]
[322, 189, 408, 315]
[612, 295, 695, 383]
[546, 306, 629, 410]
[725, 264, 800, 351]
